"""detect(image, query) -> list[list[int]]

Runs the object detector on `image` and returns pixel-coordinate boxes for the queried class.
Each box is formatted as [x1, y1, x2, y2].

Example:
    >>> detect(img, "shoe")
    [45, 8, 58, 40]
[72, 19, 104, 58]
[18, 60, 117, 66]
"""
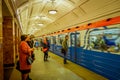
[28, 78, 32, 80]
[27, 77, 32, 80]
[64, 62, 68, 64]
[44, 59, 48, 61]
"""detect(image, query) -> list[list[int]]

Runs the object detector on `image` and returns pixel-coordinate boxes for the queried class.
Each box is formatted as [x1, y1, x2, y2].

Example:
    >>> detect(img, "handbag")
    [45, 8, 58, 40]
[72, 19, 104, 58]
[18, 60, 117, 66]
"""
[61, 48, 65, 53]
[31, 53, 35, 60]
[43, 48, 48, 52]
[26, 56, 33, 65]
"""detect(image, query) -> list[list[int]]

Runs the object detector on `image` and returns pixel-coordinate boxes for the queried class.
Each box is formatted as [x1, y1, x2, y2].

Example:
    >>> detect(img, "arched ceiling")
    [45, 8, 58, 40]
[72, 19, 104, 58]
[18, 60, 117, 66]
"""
[10, 0, 120, 36]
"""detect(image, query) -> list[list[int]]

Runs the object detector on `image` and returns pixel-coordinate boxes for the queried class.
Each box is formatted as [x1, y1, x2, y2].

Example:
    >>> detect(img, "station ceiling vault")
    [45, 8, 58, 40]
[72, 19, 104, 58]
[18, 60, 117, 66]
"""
[4, 0, 120, 36]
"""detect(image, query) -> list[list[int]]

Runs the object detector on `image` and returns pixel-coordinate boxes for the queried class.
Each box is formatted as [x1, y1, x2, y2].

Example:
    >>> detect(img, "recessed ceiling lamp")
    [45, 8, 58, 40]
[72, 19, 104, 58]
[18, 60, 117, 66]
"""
[38, 23, 43, 26]
[34, 16, 40, 19]
[48, 10, 57, 14]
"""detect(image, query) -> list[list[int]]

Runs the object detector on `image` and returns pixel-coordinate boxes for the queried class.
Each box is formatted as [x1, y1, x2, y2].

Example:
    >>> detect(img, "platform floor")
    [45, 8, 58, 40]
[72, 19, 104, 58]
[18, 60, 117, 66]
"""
[9, 49, 108, 80]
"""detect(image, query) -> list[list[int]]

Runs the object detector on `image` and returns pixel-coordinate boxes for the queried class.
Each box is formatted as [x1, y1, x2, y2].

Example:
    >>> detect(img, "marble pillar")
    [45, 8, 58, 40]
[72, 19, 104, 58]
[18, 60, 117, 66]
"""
[3, 16, 15, 67]
[0, 0, 3, 80]
[14, 23, 19, 61]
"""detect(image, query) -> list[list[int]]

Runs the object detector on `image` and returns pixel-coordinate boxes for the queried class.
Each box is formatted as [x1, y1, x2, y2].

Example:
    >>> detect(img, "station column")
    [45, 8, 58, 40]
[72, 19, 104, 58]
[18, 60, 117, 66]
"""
[3, 16, 15, 67]
[0, 0, 3, 80]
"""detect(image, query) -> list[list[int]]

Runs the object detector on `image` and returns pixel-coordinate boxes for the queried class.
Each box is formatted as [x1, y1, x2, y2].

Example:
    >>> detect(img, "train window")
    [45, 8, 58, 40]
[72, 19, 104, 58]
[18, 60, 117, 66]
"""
[56, 36, 59, 45]
[50, 37, 53, 44]
[58, 35, 64, 45]
[39, 38, 43, 47]
[89, 24, 120, 54]
[76, 33, 80, 47]
[71, 34, 75, 47]
[50, 36, 56, 44]
[53, 36, 56, 44]
[47, 37, 51, 44]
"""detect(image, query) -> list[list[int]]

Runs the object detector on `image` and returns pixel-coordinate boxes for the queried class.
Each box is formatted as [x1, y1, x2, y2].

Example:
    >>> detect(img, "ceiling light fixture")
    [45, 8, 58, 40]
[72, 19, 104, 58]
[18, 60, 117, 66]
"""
[34, 16, 40, 19]
[48, 10, 57, 14]
[48, 0, 57, 14]
[38, 23, 43, 26]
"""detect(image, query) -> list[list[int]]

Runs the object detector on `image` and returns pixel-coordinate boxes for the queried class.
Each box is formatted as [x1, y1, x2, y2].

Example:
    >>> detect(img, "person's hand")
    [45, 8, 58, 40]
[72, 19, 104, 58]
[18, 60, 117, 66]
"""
[31, 48, 34, 51]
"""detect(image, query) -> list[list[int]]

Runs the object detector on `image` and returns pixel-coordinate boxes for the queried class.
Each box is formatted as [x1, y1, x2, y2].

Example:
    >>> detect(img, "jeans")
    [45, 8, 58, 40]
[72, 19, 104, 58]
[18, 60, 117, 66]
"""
[44, 51, 48, 61]
[63, 51, 67, 64]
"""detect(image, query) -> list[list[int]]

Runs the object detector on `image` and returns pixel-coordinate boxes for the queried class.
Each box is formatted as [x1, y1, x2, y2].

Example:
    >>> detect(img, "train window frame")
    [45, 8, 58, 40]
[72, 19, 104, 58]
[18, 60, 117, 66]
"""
[58, 34, 65, 46]
[88, 24, 120, 55]
[70, 33, 76, 47]
[76, 33, 80, 47]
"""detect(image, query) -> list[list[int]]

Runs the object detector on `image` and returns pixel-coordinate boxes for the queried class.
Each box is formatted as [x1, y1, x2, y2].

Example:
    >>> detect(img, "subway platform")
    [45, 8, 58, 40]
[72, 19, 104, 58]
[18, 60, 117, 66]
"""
[9, 48, 108, 80]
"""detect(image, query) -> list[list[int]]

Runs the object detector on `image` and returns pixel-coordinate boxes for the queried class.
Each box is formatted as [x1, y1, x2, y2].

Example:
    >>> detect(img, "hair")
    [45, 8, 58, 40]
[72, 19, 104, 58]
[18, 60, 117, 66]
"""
[30, 35, 34, 39]
[65, 35, 68, 38]
[21, 34, 28, 41]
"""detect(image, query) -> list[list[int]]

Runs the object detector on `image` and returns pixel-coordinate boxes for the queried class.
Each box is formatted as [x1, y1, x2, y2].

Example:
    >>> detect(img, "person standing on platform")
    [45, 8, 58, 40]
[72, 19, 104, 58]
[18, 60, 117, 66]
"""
[34, 40, 39, 50]
[42, 37, 50, 61]
[62, 35, 69, 64]
[27, 35, 35, 60]
[26, 35, 35, 80]
[19, 35, 34, 80]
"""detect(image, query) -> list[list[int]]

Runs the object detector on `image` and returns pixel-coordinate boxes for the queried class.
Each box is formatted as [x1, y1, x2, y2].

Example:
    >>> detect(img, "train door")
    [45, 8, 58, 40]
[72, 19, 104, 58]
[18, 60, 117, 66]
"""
[39, 38, 43, 47]
[49, 36, 53, 51]
[57, 34, 64, 56]
[70, 32, 80, 62]
[70, 32, 76, 62]
[53, 36, 56, 53]
[75, 32, 81, 64]
[50, 36, 56, 52]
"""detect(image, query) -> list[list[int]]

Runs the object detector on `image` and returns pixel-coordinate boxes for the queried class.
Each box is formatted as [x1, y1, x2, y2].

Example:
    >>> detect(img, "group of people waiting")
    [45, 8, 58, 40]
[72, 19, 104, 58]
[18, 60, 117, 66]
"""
[18, 34, 51, 80]
[17, 34, 69, 80]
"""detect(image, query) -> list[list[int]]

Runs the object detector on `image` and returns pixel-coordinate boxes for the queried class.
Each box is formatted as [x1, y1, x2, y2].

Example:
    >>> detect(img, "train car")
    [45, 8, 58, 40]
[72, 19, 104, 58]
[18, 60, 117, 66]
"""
[1, 0, 120, 80]
[44, 16, 120, 80]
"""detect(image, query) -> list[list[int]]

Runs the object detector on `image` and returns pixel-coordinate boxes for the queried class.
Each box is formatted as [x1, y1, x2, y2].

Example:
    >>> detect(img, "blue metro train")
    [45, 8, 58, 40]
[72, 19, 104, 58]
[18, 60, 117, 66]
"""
[41, 16, 120, 80]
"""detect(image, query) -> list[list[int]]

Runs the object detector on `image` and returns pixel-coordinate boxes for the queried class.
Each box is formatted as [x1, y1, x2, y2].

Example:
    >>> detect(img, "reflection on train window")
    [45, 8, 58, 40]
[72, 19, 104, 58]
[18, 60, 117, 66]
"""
[71, 35, 75, 47]
[76, 34, 80, 47]
[89, 26, 120, 54]
[58, 35, 64, 45]
[53, 36, 56, 44]
[46, 37, 50, 44]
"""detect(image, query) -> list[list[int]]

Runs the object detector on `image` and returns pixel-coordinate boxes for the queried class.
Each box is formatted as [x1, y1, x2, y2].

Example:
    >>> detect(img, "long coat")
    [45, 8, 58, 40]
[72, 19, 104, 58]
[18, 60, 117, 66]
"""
[19, 41, 31, 70]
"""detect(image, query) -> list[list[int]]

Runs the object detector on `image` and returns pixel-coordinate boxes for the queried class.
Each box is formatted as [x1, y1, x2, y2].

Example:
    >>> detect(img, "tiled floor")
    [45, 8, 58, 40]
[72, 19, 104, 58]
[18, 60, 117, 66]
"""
[10, 49, 83, 80]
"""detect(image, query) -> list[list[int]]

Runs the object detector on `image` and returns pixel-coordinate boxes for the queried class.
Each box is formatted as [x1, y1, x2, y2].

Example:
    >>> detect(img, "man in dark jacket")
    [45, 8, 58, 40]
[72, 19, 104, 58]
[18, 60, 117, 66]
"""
[62, 35, 69, 64]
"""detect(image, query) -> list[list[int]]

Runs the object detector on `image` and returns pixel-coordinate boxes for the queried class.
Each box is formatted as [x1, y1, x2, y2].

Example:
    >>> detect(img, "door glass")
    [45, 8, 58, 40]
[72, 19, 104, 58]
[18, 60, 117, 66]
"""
[58, 35, 64, 45]
[71, 34, 75, 47]
[76, 34, 80, 47]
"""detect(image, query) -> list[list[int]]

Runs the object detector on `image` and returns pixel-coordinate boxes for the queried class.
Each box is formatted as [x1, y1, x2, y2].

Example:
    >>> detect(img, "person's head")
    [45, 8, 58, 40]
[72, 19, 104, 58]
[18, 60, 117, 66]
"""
[30, 35, 34, 39]
[65, 35, 69, 40]
[43, 37, 47, 42]
[21, 34, 30, 41]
